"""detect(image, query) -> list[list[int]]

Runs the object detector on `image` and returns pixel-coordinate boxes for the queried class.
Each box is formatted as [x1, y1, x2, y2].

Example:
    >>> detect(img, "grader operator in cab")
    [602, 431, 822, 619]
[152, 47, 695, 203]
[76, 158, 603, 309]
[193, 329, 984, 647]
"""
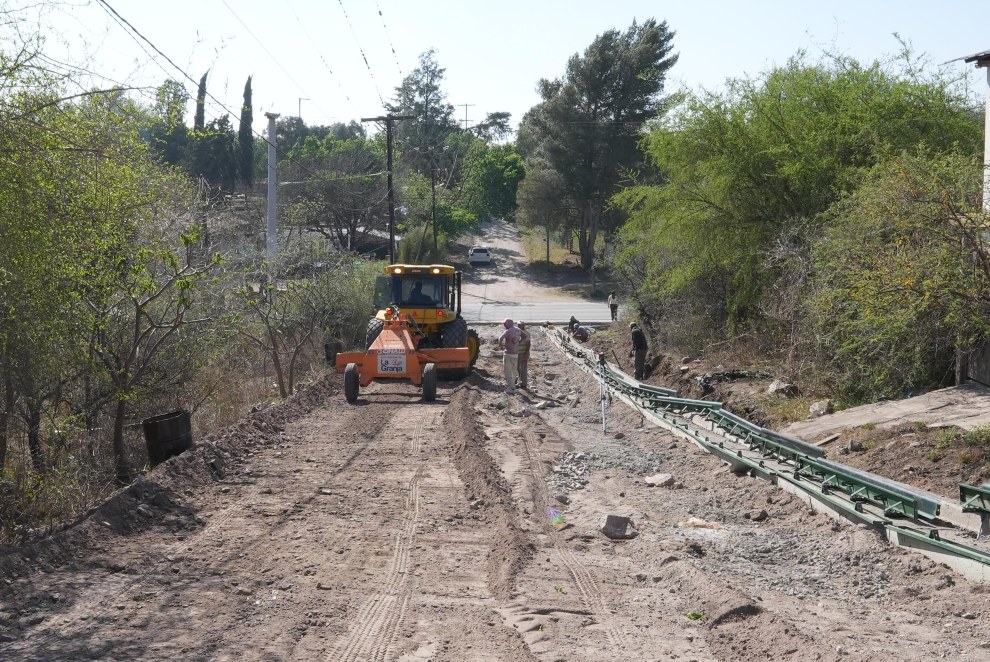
[334, 264, 480, 403]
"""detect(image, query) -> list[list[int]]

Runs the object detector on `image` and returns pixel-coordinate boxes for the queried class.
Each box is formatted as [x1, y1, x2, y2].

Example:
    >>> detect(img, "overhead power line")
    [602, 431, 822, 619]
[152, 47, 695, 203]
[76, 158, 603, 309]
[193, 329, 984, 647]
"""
[92, 0, 384, 192]
[374, 0, 402, 77]
[283, 0, 352, 106]
[220, 0, 330, 121]
[336, 0, 385, 108]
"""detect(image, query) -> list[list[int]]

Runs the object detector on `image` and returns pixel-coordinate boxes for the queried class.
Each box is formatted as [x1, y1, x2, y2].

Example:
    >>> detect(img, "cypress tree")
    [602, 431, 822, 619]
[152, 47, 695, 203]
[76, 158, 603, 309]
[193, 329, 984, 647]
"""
[238, 76, 254, 188]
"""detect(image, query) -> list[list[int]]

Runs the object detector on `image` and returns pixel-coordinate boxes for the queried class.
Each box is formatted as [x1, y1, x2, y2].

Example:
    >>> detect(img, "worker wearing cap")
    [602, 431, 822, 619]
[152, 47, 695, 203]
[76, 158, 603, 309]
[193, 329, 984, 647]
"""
[498, 318, 522, 394]
[629, 322, 648, 380]
[516, 322, 531, 389]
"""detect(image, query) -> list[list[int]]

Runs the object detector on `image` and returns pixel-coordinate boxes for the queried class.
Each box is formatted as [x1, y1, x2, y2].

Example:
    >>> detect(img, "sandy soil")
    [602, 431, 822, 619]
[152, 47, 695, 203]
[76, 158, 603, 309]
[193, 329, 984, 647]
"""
[2, 221, 990, 661]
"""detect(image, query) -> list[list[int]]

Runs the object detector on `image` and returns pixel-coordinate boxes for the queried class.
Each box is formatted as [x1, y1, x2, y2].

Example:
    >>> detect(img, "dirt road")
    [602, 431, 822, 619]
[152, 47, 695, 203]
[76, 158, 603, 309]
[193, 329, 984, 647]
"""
[3, 224, 990, 660]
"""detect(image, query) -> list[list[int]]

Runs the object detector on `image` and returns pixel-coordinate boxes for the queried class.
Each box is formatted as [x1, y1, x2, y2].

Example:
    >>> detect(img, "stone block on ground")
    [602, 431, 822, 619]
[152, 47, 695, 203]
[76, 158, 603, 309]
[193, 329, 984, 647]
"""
[644, 473, 675, 488]
[768, 379, 800, 397]
[599, 514, 638, 540]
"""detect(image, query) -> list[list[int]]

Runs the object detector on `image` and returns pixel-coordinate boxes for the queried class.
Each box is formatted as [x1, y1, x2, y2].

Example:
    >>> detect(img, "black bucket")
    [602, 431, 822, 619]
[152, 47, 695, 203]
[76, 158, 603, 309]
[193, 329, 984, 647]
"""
[142, 410, 193, 467]
[324, 341, 343, 365]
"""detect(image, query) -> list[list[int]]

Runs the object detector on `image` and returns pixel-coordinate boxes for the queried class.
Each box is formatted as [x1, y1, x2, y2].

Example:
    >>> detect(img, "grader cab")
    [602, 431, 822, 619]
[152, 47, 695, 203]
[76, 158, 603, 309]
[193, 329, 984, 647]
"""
[335, 264, 480, 402]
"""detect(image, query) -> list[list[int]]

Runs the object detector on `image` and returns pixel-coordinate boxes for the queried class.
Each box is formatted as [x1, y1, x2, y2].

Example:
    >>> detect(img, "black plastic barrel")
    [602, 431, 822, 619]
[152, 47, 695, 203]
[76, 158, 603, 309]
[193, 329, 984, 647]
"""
[324, 341, 343, 365]
[142, 410, 193, 467]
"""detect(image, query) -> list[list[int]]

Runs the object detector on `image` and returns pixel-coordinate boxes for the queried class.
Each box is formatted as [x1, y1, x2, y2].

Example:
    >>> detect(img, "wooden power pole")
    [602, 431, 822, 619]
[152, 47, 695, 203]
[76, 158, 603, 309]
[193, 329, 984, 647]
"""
[361, 113, 414, 264]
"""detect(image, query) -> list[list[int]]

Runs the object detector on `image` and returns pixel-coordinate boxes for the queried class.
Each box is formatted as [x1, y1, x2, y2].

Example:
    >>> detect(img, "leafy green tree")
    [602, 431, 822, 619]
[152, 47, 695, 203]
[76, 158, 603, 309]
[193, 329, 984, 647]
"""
[388, 49, 459, 177]
[472, 112, 513, 142]
[516, 155, 572, 263]
[460, 141, 525, 222]
[519, 18, 678, 268]
[277, 115, 309, 153]
[148, 79, 189, 166]
[236, 252, 376, 398]
[190, 115, 239, 194]
[88, 218, 223, 484]
[805, 152, 990, 401]
[239, 76, 254, 188]
[281, 135, 389, 252]
[617, 53, 981, 343]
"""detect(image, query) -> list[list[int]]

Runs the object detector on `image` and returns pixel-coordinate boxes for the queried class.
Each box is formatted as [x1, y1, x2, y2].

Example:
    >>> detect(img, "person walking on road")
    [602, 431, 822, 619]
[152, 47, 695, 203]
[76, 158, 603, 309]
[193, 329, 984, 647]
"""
[516, 322, 531, 389]
[629, 322, 648, 380]
[498, 318, 522, 394]
[607, 290, 619, 321]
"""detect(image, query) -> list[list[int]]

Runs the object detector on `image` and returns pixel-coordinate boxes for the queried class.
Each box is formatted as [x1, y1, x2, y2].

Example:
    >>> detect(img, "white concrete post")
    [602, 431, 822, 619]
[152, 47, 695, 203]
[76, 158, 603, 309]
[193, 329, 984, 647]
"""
[984, 67, 990, 211]
[265, 112, 280, 265]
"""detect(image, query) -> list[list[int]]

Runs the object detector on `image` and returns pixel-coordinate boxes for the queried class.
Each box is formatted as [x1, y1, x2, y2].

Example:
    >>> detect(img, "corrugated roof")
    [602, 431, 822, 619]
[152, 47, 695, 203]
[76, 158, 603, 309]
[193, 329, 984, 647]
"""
[962, 49, 990, 65]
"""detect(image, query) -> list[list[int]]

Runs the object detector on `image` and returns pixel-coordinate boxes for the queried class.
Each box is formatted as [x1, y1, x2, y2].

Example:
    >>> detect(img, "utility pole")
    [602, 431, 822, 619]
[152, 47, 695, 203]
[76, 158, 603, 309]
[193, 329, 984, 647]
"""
[458, 103, 475, 131]
[431, 158, 438, 256]
[361, 113, 414, 264]
[264, 112, 280, 270]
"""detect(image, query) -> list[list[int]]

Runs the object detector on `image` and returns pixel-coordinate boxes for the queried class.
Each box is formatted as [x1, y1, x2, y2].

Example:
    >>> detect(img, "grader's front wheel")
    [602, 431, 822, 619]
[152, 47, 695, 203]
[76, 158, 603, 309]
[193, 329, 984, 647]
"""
[422, 363, 437, 402]
[344, 363, 359, 403]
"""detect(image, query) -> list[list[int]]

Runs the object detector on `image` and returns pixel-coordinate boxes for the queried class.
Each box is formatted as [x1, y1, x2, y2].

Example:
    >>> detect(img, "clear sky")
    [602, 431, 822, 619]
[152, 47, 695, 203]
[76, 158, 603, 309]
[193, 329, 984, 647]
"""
[26, 0, 990, 136]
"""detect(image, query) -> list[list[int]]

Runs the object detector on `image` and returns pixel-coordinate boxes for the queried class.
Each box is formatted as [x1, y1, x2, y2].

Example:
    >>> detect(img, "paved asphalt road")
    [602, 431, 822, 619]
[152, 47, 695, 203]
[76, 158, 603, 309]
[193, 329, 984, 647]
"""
[461, 301, 617, 325]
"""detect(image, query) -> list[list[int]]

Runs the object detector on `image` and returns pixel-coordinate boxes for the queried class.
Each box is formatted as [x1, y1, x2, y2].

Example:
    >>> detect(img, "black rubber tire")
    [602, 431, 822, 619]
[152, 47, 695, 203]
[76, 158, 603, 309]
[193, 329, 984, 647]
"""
[344, 363, 359, 403]
[467, 329, 480, 367]
[441, 317, 468, 348]
[365, 318, 384, 349]
[422, 363, 437, 402]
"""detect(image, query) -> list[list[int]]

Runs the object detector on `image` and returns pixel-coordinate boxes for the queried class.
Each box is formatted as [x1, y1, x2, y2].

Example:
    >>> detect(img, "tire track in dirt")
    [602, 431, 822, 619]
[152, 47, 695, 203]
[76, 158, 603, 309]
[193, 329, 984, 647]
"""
[2, 394, 386, 661]
[516, 425, 623, 649]
[324, 405, 439, 662]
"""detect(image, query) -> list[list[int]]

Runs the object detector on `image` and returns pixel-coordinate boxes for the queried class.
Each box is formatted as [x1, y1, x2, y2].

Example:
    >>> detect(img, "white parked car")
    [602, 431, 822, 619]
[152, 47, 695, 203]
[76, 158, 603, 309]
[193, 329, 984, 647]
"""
[468, 246, 492, 266]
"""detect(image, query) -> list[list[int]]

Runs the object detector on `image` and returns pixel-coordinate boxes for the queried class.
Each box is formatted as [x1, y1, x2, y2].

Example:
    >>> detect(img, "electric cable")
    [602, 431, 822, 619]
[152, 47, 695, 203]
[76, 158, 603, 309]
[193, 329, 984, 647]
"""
[374, 0, 402, 77]
[219, 0, 331, 121]
[336, 0, 385, 108]
[282, 0, 352, 105]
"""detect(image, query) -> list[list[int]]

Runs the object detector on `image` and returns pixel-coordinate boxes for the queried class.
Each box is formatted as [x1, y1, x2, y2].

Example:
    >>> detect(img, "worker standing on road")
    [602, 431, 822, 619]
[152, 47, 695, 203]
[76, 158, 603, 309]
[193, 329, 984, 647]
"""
[498, 318, 522, 394]
[607, 290, 618, 321]
[516, 322, 531, 389]
[629, 322, 648, 380]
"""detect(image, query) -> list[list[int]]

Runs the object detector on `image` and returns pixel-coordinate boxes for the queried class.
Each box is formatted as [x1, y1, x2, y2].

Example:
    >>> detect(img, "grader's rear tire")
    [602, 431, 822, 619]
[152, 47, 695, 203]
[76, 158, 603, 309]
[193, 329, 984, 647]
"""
[442, 317, 468, 348]
[344, 363, 359, 403]
[422, 363, 437, 402]
[365, 318, 384, 349]
[467, 329, 480, 368]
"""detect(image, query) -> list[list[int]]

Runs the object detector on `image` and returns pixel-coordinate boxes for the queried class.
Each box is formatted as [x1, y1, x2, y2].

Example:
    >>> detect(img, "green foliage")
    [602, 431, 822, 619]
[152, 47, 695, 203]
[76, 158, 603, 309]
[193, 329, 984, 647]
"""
[281, 134, 389, 252]
[189, 115, 239, 194]
[804, 151, 988, 400]
[616, 51, 981, 381]
[238, 76, 254, 189]
[519, 19, 678, 268]
[388, 49, 459, 178]
[460, 141, 525, 222]
[963, 425, 990, 449]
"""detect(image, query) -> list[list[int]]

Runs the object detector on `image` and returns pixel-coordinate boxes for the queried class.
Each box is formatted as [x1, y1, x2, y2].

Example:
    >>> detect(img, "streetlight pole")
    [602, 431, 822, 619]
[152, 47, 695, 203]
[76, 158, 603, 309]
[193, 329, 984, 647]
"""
[298, 97, 309, 120]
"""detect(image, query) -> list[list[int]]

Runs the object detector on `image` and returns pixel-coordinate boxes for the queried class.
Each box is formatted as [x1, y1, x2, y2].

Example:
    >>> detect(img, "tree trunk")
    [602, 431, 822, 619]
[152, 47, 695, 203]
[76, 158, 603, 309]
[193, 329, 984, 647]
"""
[579, 204, 595, 269]
[27, 401, 44, 474]
[545, 223, 550, 263]
[112, 396, 130, 485]
[0, 357, 11, 472]
[268, 324, 288, 398]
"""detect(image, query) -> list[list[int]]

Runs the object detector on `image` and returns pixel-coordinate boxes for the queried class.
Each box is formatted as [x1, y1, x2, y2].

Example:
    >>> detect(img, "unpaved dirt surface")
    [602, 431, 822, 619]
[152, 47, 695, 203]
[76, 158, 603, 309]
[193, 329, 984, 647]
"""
[4, 223, 990, 660]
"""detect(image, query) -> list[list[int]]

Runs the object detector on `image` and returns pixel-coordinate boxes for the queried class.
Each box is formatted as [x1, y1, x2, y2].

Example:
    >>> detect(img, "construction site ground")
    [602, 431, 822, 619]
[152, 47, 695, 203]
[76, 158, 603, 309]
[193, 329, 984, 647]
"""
[3, 221, 990, 661]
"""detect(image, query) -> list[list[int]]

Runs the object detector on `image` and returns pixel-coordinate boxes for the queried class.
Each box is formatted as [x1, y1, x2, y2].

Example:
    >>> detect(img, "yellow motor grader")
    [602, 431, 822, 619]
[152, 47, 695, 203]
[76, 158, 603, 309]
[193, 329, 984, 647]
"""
[335, 264, 480, 402]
